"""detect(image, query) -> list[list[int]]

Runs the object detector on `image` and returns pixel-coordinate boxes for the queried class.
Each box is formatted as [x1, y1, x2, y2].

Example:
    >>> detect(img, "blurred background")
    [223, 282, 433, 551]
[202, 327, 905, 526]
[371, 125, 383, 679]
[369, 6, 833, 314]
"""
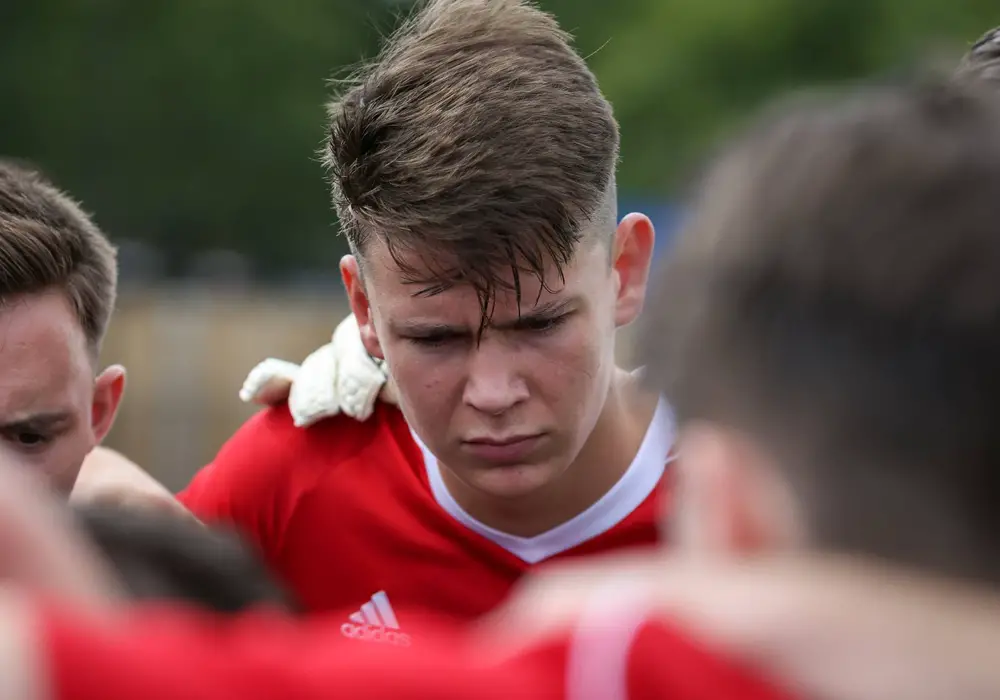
[1, 0, 996, 488]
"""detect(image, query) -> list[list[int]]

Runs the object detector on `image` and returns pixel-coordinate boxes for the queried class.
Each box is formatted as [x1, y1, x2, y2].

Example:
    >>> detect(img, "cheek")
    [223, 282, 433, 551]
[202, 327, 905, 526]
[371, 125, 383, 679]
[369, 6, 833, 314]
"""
[46, 423, 93, 480]
[535, 325, 615, 442]
[380, 342, 463, 423]
[531, 320, 609, 394]
[0, 431, 91, 497]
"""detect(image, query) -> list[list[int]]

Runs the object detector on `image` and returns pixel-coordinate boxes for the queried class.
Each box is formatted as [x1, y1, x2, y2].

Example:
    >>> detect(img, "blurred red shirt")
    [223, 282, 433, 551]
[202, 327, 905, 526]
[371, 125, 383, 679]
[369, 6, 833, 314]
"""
[44, 598, 794, 700]
[177, 400, 674, 625]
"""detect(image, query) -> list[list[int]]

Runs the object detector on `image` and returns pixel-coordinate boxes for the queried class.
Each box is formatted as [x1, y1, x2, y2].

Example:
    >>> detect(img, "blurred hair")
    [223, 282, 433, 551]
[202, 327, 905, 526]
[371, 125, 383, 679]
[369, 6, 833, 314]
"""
[0, 160, 117, 357]
[325, 0, 618, 330]
[76, 505, 297, 613]
[642, 77, 1000, 582]
[955, 26, 1000, 86]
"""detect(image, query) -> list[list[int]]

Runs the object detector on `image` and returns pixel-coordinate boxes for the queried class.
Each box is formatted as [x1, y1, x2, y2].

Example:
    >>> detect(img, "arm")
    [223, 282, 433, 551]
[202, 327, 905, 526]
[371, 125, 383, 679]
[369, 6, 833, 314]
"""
[40, 603, 558, 700]
[0, 591, 43, 700]
[490, 553, 1000, 700]
[71, 447, 193, 521]
[73, 406, 298, 561]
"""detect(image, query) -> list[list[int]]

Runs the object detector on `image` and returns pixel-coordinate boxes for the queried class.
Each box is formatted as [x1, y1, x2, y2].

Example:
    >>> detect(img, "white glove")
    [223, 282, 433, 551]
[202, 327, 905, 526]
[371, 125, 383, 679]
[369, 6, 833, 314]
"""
[239, 314, 397, 428]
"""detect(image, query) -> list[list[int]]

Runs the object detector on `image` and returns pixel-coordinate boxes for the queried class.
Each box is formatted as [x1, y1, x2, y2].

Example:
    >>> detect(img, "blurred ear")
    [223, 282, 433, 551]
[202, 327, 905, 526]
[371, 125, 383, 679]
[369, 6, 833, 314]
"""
[672, 422, 804, 557]
[341, 255, 384, 360]
[612, 213, 656, 328]
[91, 365, 126, 444]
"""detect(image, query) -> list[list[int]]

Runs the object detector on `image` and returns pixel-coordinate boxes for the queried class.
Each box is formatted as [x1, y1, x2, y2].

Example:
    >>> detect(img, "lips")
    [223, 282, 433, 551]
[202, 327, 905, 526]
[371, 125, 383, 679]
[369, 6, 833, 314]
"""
[460, 434, 544, 464]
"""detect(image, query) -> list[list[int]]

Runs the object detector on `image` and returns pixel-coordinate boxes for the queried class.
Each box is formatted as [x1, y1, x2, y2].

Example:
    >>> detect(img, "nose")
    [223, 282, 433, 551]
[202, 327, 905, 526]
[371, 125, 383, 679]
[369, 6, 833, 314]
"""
[462, 339, 528, 415]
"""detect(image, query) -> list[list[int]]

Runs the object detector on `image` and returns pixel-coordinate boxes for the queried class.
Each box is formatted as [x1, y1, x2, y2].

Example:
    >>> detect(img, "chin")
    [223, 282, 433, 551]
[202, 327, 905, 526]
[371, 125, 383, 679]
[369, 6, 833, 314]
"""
[467, 462, 560, 499]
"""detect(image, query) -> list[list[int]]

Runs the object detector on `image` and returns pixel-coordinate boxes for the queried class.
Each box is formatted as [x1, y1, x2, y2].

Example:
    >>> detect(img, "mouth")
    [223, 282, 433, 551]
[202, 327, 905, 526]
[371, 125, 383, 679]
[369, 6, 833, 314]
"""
[460, 434, 545, 464]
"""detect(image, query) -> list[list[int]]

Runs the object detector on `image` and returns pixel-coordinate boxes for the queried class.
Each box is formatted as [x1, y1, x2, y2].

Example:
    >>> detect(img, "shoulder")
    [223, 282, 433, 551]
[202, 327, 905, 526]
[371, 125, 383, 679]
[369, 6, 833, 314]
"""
[182, 402, 415, 513]
[514, 575, 792, 700]
[219, 401, 408, 470]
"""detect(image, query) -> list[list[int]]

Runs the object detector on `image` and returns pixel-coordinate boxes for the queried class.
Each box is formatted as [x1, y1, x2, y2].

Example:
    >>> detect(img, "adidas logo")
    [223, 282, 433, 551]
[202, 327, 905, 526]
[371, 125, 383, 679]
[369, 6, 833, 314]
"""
[340, 591, 411, 647]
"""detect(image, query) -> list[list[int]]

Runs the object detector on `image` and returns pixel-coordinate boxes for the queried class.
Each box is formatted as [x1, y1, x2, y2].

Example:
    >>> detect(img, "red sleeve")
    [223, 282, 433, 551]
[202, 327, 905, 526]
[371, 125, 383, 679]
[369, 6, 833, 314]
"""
[42, 602, 796, 700]
[41, 604, 562, 700]
[517, 596, 795, 700]
[176, 402, 408, 581]
[176, 406, 299, 557]
[625, 620, 796, 700]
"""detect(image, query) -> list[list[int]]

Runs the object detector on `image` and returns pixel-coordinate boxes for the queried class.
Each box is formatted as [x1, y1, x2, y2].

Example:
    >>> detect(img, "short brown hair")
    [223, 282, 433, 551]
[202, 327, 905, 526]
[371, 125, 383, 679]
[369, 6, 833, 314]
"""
[0, 160, 117, 356]
[642, 78, 1000, 582]
[325, 0, 618, 320]
[75, 505, 298, 613]
[956, 26, 1000, 85]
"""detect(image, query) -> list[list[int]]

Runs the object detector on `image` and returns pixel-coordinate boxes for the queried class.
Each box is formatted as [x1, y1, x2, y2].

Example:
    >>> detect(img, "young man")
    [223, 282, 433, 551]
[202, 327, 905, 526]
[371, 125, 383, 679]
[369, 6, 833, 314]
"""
[11, 72, 1000, 700]
[0, 160, 125, 496]
[77, 0, 670, 621]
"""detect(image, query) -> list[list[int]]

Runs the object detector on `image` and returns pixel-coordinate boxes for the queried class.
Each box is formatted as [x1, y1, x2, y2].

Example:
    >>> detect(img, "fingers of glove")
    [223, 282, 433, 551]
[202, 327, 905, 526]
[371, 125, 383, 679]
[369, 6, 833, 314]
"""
[239, 359, 301, 404]
[288, 343, 341, 427]
[337, 361, 386, 420]
[330, 314, 387, 420]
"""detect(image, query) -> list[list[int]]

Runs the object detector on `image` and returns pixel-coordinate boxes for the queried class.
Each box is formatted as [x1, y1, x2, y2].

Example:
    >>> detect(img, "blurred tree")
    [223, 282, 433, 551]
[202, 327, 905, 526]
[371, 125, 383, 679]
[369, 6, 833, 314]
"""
[0, 0, 402, 278]
[580, 0, 998, 192]
[0, 0, 996, 277]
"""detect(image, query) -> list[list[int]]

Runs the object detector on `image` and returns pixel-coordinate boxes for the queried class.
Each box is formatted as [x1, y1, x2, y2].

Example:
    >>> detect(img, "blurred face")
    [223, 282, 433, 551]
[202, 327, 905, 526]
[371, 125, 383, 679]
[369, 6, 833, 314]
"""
[344, 214, 654, 502]
[0, 289, 124, 496]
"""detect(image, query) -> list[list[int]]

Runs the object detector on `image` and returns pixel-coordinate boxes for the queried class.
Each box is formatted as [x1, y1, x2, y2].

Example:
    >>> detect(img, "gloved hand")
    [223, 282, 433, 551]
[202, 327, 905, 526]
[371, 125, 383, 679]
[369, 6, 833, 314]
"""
[239, 314, 397, 428]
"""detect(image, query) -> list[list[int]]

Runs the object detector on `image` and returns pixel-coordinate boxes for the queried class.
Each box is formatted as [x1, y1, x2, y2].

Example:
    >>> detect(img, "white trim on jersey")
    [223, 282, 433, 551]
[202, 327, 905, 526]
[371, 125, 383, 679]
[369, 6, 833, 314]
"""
[565, 578, 653, 700]
[414, 395, 675, 564]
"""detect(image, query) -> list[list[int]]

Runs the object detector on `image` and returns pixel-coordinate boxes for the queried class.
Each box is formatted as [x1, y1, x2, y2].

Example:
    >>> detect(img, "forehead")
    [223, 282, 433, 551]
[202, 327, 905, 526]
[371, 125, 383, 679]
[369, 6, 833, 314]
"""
[364, 239, 609, 317]
[0, 291, 92, 416]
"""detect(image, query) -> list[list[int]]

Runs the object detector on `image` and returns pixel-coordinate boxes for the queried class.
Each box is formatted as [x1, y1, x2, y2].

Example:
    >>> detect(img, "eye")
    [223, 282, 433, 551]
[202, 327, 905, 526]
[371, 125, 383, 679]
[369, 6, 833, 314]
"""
[9, 430, 53, 450]
[407, 332, 463, 348]
[520, 313, 570, 334]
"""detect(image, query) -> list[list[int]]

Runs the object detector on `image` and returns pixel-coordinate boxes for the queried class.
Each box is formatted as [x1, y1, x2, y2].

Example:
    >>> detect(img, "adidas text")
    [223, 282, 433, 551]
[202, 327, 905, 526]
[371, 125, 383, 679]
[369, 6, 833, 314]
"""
[340, 622, 412, 647]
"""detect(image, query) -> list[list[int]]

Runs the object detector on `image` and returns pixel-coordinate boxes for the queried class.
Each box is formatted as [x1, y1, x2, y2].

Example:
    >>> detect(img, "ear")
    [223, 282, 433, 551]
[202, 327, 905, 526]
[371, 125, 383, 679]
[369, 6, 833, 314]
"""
[671, 422, 803, 557]
[91, 364, 126, 444]
[612, 213, 656, 328]
[340, 255, 384, 360]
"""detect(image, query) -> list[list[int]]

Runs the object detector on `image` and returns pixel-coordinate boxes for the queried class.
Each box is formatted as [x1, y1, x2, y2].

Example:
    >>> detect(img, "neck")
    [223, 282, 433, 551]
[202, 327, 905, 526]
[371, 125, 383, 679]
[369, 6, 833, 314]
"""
[440, 367, 660, 537]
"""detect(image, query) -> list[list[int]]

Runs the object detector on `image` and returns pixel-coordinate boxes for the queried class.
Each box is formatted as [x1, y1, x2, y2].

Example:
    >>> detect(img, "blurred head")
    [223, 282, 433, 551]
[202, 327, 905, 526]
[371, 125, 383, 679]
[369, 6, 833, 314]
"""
[75, 505, 297, 613]
[0, 161, 124, 496]
[327, 0, 654, 501]
[955, 26, 1000, 86]
[642, 78, 1000, 583]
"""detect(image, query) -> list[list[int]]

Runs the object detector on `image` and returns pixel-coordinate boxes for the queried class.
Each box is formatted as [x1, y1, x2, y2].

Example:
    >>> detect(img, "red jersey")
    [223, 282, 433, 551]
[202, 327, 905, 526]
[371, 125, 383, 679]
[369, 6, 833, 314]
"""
[44, 599, 794, 700]
[177, 400, 673, 623]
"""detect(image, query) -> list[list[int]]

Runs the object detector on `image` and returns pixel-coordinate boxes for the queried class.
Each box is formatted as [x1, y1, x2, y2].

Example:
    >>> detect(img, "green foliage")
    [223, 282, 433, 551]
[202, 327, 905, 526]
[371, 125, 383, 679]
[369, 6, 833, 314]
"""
[0, 0, 996, 276]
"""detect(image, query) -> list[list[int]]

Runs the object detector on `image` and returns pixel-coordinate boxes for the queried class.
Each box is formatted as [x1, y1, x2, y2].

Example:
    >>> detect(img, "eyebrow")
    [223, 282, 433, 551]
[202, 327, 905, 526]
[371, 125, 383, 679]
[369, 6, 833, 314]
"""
[0, 411, 75, 433]
[390, 297, 579, 336]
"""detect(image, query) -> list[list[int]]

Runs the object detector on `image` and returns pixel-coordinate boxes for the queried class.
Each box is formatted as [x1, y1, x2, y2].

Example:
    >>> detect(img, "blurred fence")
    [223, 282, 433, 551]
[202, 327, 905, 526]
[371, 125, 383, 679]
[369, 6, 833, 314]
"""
[101, 285, 639, 491]
[101, 286, 351, 491]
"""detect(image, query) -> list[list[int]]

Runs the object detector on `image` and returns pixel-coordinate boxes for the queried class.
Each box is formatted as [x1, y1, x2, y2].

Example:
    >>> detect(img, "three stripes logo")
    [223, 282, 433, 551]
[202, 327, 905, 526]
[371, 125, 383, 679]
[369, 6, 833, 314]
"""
[340, 591, 411, 647]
